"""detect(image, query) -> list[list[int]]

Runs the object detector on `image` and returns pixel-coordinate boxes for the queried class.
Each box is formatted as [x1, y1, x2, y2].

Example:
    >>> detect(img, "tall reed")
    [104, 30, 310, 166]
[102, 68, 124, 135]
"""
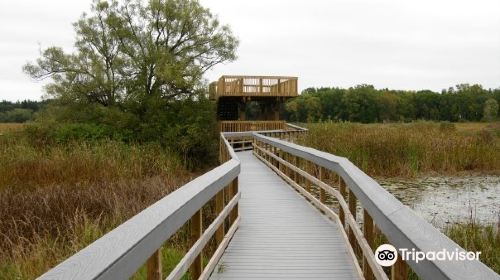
[302, 122, 500, 177]
[0, 133, 194, 279]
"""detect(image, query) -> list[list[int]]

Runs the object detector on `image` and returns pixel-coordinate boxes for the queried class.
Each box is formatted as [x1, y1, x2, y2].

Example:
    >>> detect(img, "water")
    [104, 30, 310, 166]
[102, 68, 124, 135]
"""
[379, 176, 500, 228]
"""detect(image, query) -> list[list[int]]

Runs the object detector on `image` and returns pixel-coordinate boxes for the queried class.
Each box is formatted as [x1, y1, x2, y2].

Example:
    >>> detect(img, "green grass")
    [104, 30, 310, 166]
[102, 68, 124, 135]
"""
[445, 222, 499, 273]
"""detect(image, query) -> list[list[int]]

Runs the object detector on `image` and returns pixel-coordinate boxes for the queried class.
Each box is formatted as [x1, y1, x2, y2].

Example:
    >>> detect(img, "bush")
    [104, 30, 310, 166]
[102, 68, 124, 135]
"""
[0, 108, 33, 123]
[26, 96, 218, 170]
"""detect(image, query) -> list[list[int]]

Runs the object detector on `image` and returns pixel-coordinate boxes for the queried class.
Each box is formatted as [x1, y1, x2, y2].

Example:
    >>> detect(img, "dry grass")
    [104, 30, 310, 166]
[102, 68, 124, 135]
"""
[0, 123, 25, 133]
[0, 134, 195, 279]
[301, 121, 500, 177]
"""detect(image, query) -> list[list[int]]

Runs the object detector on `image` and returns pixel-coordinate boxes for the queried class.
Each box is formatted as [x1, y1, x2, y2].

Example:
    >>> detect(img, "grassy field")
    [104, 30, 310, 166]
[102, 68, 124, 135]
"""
[0, 127, 196, 279]
[1, 121, 498, 278]
[0, 123, 25, 133]
[301, 121, 500, 178]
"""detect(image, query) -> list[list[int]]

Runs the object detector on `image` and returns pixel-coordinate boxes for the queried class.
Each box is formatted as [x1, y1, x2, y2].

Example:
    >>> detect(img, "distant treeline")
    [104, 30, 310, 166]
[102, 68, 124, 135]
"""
[0, 100, 49, 123]
[283, 84, 500, 123]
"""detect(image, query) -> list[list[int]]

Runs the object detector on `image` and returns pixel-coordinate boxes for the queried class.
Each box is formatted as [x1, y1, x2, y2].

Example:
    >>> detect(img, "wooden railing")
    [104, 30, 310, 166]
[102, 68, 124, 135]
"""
[38, 134, 241, 280]
[209, 75, 298, 99]
[219, 120, 285, 132]
[221, 123, 308, 153]
[252, 132, 498, 280]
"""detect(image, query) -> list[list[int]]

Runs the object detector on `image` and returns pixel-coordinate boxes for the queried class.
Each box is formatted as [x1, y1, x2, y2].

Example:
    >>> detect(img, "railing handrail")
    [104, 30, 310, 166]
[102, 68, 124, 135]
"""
[252, 132, 498, 280]
[222, 123, 306, 138]
[219, 75, 297, 80]
[38, 134, 240, 280]
[284, 123, 308, 131]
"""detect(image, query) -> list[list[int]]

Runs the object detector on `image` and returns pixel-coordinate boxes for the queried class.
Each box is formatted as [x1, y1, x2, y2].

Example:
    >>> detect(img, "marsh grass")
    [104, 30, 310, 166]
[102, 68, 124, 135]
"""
[301, 122, 500, 177]
[445, 222, 499, 273]
[0, 123, 25, 133]
[0, 132, 195, 279]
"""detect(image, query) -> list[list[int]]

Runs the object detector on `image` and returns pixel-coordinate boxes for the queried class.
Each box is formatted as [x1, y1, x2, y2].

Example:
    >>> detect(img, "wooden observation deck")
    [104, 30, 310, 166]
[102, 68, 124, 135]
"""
[210, 75, 298, 133]
[209, 76, 298, 99]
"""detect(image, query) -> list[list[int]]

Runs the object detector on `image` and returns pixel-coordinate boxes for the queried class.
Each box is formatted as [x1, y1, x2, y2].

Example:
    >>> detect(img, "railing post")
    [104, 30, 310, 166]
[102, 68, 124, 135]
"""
[348, 189, 357, 245]
[278, 149, 282, 172]
[304, 160, 312, 193]
[272, 145, 277, 167]
[293, 155, 298, 182]
[363, 210, 374, 280]
[215, 189, 225, 245]
[339, 177, 346, 227]
[391, 258, 408, 280]
[299, 158, 304, 187]
[319, 167, 326, 203]
[147, 249, 162, 280]
[230, 178, 239, 224]
[190, 210, 203, 279]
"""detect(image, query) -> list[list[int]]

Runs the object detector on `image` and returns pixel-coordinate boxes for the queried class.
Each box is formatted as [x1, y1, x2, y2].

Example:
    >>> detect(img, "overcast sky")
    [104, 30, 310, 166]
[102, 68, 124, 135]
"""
[1, 0, 499, 101]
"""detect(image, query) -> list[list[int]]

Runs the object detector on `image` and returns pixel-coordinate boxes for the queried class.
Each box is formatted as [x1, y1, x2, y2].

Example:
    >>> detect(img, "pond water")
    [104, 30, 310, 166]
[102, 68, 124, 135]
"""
[378, 176, 500, 228]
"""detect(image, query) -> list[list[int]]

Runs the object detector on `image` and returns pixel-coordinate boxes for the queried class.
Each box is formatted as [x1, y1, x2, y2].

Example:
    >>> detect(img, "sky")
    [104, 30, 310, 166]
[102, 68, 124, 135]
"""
[1, 0, 499, 101]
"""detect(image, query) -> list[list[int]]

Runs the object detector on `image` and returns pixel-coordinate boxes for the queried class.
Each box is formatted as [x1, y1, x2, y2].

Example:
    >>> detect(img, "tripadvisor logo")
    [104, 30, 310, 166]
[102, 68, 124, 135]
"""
[374, 244, 482, 267]
[375, 244, 398, 266]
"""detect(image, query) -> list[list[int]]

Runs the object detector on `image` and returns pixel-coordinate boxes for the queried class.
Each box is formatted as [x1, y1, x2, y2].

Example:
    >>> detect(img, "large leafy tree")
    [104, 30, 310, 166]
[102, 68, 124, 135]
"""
[23, 0, 237, 169]
[24, 0, 238, 107]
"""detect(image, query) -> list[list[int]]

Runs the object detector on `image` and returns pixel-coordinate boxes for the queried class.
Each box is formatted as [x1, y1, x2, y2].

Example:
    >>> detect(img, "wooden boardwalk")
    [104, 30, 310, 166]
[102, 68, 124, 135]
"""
[210, 151, 360, 280]
[38, 130, 499, 280]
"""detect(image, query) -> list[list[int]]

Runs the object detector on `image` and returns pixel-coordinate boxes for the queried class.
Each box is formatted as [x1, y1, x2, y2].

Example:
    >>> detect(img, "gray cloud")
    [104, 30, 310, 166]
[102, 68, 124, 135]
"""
[1, 0, 499, 101]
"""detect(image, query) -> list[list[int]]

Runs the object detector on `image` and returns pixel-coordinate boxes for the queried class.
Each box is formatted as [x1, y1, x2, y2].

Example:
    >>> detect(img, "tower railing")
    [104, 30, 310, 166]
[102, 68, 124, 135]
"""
[209, 75, 298, 99]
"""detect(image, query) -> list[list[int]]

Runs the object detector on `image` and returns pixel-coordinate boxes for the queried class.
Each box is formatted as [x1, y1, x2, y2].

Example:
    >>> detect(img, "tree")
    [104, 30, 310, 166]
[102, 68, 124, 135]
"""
[0, 108, 33, 123]
[483, 98, 499, 121]
[22, 0, 237, 169]
[23, 0, 238, 107]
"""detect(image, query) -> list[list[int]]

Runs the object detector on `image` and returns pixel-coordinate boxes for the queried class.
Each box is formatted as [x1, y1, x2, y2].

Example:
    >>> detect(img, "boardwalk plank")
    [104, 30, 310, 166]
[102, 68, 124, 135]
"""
[209, 151, 360, 280]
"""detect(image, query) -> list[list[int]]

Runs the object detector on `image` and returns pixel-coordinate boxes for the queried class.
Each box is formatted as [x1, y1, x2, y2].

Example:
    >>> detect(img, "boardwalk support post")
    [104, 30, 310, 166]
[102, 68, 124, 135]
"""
[215, 189, 225, 244]
[348, 189, 357, 245]
[363, 210, 374, 280]
[319, 167, 326, 203]
[391, 257, 408, 280]
[147, 249, 162, 280]
[190, 210, 203, 279]
[339, 178, 347, 227]
[230, 178, 239, 224]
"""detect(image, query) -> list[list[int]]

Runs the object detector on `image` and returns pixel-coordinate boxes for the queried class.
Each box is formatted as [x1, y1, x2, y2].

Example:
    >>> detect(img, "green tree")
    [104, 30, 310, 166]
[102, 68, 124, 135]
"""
[23, 0, 238, 107]
[22, 0, 237, 169]
[0, 108, 33, 123]
[342, 85, 379, 123]
[483, 98, 499, 121]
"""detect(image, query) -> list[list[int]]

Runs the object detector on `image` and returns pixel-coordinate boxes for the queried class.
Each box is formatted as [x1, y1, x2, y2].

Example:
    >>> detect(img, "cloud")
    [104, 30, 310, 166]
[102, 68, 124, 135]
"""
[1, 0, 499, 101]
